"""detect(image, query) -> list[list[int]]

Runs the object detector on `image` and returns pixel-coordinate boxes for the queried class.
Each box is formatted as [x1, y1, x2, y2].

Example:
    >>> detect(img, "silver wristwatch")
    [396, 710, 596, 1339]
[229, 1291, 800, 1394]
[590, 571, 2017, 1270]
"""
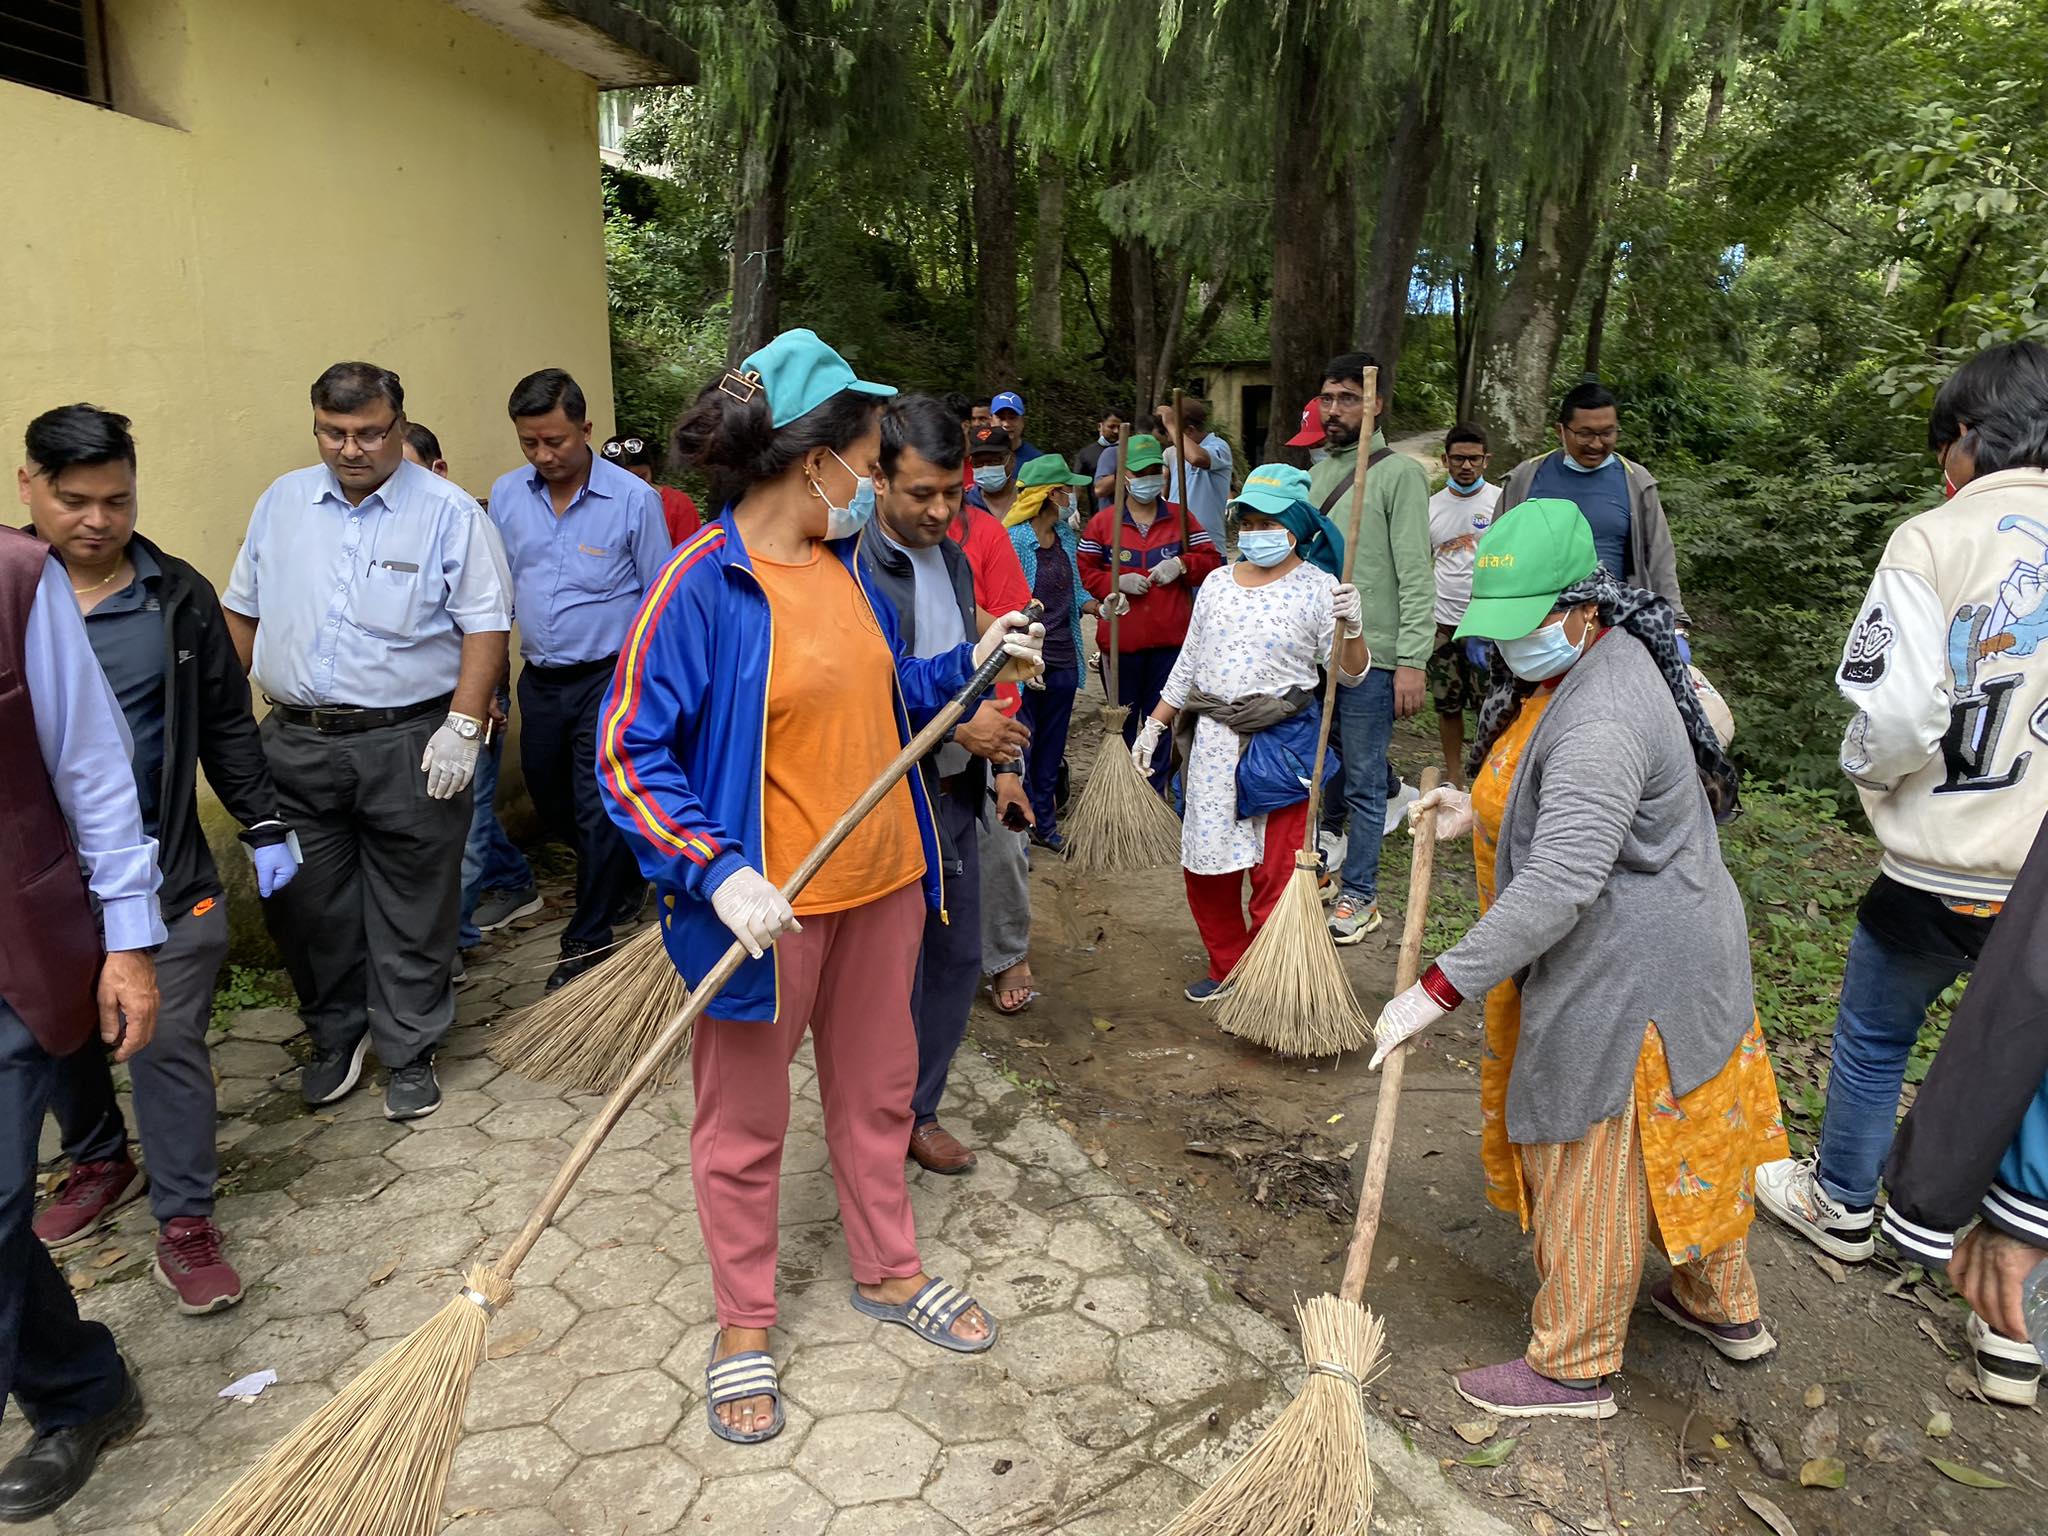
[444, 713, 484, 742]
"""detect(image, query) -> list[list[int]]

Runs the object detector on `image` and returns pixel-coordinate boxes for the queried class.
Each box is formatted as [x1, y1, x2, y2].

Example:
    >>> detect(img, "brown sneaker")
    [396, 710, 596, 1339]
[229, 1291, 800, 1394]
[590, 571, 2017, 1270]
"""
[153, 1218, 243, 1315]
[908, 1122, 977, 1176]
[33, 1157, 144, 1251]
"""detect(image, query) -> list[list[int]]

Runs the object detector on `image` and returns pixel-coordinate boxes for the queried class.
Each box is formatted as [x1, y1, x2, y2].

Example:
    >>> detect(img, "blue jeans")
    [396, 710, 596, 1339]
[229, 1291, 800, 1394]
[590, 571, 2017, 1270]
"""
[459, 722, 534, 949]
[1327, 668, 1396, 903]
[1018, 668, 1079, 837]
[1815, 921, 1967, 1208]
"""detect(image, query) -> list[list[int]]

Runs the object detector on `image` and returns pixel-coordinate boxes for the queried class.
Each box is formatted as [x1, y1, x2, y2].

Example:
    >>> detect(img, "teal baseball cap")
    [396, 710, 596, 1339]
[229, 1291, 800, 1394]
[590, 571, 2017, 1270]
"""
[739, 328, 895, 428]
[1230, 462, 1314, 519]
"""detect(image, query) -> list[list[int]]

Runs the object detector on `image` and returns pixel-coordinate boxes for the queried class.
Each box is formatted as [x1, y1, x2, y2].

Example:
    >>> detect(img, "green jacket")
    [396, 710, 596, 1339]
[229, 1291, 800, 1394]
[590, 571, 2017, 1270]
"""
[1307, 431, 1435, 671]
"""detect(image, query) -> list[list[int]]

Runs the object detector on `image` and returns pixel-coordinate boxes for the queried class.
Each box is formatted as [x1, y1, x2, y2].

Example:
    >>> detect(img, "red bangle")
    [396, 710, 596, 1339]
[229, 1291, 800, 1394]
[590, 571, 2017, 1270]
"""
[1419, 964, 1463, 1011]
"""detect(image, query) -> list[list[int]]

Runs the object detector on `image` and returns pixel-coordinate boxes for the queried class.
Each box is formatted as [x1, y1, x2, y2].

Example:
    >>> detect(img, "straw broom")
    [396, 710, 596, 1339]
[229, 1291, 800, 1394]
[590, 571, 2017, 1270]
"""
[489, 925, 688, 1094]
[1063, 420, 1182, 873]
[1157, 768, 1441, 1536]
[182, 610, 1040, 1536]
[1214, 369, 1380, 1056]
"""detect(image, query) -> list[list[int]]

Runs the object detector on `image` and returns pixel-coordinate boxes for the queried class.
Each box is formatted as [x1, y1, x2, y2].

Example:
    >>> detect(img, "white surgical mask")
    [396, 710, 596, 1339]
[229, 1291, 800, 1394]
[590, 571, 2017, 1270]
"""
[1237, 530, 1294, 567]
[1128, 474, 1165, 502]
[816, 448, 875, 539]
[1498, 615, 1587, 681]
[973, 465, 1010, 493]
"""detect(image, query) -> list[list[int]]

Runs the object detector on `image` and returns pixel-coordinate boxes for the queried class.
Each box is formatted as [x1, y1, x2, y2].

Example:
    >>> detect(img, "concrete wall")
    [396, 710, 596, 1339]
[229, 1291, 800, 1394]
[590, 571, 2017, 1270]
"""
[3, 0, 616, 958]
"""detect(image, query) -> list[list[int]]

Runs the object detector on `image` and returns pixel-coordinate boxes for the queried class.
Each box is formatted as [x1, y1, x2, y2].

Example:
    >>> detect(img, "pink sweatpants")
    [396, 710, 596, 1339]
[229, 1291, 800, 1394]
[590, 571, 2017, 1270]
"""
[690, 881, 927, 1328]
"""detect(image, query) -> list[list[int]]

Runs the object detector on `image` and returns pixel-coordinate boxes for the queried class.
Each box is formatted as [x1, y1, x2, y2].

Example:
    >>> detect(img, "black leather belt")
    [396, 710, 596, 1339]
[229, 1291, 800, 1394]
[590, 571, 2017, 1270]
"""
[267, 694, 451, 735]
[523, 654, 620, 684]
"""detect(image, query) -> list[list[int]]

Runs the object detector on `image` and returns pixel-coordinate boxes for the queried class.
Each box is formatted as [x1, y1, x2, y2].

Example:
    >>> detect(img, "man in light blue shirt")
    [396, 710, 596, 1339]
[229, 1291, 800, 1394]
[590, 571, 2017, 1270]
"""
[1158, 394, 1234, 544]
[488, 368, 670, 991]
[223, 362, 513, 1123]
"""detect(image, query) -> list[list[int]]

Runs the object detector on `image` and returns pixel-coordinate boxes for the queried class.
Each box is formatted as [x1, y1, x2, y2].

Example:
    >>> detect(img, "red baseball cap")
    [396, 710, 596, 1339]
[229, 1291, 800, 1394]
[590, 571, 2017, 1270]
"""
[1285, 401, 1324, 448]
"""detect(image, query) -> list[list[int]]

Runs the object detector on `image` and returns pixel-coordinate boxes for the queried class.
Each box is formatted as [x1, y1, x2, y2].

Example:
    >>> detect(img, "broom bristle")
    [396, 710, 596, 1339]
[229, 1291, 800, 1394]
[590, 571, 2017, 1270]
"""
[489, 926, 692, 1093]
[182, 1264, 514, 1536]
[1063, 708, 1182, 874]
[1154, 1294, 1384, 1536]
[1215, 863, 1372, 1057]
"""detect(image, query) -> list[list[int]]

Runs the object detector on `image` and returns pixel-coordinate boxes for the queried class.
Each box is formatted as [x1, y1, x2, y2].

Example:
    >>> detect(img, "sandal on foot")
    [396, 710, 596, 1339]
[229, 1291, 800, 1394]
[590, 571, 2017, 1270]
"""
[850, 1277, 999, 1354]
[987, 980, 1037, 1016]
[704, 1339, 786, 1444]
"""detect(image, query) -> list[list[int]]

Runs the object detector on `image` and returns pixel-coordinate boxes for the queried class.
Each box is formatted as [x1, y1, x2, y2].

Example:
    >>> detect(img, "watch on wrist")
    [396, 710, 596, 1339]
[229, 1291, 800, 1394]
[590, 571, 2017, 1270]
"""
[445, 713, 484, 742]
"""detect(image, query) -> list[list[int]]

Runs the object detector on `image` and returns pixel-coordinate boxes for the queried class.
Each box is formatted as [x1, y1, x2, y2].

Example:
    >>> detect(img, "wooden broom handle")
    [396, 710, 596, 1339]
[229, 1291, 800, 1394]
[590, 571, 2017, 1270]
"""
[1105, 422, 1130, 705]
[1298, 366, 1378, 854]
[1338, 763, 1441, 1304]
[494, 601, 1044, 1276]
[1171, 388, 1189, 552]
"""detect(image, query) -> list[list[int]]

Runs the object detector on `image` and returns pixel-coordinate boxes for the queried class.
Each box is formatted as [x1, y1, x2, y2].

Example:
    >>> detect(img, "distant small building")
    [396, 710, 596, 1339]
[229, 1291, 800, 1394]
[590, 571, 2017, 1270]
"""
[1183, 360, 1274, 464]
[1, 0, 691, 583]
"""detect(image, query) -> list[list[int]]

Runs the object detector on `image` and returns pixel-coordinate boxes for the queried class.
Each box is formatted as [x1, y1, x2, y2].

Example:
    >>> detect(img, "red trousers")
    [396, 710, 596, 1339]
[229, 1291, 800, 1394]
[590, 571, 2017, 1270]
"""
[690, 882, 927, 1327]
[1182, 799, 1311, 981]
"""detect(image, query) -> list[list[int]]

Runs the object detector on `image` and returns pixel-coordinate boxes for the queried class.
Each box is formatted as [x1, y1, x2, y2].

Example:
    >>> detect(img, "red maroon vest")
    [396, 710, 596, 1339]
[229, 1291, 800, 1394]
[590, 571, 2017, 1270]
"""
[0, 528, 105, 1055]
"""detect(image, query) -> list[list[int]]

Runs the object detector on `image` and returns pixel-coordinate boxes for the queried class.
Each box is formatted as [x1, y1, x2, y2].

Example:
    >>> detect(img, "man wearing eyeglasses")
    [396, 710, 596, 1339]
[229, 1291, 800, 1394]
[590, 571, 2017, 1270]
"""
[1427, 423, 1501, 788]
[222, 362, 512, 1123]
[1498, 382, 1689, 637]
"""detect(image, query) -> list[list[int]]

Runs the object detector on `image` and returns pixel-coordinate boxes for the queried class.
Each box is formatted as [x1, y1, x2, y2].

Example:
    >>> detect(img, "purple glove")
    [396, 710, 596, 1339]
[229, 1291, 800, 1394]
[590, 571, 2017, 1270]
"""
[251, 841, 299, 898]
[1463, 638, 1492, 671]
[1675, 631, 1693, 665]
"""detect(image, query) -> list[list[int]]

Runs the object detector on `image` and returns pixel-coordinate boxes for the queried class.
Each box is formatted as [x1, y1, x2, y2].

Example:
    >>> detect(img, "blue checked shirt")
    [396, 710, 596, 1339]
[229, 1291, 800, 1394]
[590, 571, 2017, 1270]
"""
[486, 456, 670, 667]
[223, 459, 512, 708]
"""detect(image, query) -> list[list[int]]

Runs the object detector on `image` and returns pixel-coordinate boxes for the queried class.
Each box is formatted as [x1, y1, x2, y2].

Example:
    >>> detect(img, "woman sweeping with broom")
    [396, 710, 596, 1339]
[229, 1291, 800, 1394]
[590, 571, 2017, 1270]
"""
[1371, 498, 1786, 1420]
[1130, 464, 1369, 1002]
[599, 329, 1043, 1444]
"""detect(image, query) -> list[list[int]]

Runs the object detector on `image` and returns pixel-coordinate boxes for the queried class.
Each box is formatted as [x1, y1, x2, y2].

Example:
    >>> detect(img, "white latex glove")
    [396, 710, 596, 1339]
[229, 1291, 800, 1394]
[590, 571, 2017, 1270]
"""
[1407, 784, 1474, 842]
[1117, 572, 1151, 598]
[710, 866, 801, 959]
[972, 610, 1047, 681]
[1101, 592, 1132, 620]
[1132, 717, 1166, 773]
[1150, 555, 1184, 587]
[1368, 981, 1448, 1070]
[1331, 582, 1363, 637]
[421, 715, 483, 800]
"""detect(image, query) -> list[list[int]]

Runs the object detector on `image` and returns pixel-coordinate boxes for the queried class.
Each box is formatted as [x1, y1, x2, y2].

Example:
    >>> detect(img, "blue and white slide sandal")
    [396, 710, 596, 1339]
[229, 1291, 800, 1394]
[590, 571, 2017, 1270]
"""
[849, 1276, 999, 1354]
[705, 1338, 786, 1444]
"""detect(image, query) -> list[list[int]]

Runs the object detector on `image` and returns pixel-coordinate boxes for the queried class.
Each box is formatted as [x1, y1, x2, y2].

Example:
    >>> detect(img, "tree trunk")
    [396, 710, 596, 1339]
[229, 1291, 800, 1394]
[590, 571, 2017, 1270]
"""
[1358, 89, 1445, 401]
[1266, 42, 1355, 460]
[729, 121, 791, 363]
[1473, 166, 1605, 452]
[1151, 261, 1192, 410]
[1029, 154, 1065, 357]
[1107, 232, 1136, 384]
[1130, 240, 1158, 420]
[1455, 174, 1497, 425]
[1582, 236, 1620, 377]
[967, 105, 1019, 387]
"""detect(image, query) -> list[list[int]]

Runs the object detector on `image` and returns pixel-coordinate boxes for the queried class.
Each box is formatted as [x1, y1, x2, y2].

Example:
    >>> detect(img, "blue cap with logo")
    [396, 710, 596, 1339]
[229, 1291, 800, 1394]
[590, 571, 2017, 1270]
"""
[991, 391, 1026, 416]
[740, 328, 896, 429]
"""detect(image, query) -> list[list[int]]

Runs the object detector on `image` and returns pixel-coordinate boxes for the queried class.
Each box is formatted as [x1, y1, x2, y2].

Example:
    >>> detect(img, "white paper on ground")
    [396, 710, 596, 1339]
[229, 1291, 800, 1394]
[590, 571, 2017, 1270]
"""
[219, 1369, 278, 1401]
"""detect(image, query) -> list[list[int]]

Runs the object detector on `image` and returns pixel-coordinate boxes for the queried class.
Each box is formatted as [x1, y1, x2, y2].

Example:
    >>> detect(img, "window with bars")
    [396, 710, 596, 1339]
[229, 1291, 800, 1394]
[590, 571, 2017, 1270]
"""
[2, 1, 107, 105]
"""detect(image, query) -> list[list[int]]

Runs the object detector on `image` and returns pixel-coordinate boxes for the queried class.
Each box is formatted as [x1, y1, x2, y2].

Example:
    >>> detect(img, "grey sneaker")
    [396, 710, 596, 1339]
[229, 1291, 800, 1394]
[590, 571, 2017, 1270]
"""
[384, 1061, 442, 1122]
[473, 885, 543, 933]
[301, 1035, 370, 1107]
[1328, 895, 1382, 946]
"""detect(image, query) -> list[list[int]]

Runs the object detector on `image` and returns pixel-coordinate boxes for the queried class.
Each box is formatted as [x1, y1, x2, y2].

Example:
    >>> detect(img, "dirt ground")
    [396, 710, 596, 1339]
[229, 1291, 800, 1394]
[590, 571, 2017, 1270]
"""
[975, 710, 2047, 1536]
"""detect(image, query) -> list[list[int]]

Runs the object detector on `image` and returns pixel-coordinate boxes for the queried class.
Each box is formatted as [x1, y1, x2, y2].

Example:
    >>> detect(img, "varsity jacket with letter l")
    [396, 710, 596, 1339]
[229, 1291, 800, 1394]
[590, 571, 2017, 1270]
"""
[1836, 468, 2048, 904]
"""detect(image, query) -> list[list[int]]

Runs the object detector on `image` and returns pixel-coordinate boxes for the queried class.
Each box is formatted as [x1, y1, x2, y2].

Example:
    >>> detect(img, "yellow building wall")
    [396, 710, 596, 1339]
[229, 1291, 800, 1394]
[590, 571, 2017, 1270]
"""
[0, 0, 619, 583]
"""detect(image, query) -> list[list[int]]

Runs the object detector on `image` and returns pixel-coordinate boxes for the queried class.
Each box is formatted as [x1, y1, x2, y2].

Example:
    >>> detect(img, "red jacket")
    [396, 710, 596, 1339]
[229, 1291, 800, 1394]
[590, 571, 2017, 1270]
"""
[952, 502, 1033, 714]
[1078, 502, 1220, 652]
[659, 485, 701, 546]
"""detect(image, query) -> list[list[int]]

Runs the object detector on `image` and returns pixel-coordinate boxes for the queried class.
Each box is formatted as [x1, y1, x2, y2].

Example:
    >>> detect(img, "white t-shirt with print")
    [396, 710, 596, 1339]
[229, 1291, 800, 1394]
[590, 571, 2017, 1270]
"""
[1427, 480, 1501, 627]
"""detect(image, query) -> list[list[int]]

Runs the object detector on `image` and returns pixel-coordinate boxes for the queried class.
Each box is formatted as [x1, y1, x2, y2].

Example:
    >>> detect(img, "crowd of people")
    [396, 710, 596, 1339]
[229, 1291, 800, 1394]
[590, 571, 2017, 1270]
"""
[3, 327, 2047, 1511]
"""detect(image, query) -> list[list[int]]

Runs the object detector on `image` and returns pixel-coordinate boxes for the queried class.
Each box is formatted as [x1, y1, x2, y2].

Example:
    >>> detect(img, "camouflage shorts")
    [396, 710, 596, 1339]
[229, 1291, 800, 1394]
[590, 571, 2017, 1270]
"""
[1427, 624, 1485, 715]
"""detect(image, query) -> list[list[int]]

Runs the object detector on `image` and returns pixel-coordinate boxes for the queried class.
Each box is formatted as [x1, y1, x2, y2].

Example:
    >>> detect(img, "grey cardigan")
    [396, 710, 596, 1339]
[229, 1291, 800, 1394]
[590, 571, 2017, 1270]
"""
[1435, 630, 1752, 1144]
[1499, 453, 1689, 627]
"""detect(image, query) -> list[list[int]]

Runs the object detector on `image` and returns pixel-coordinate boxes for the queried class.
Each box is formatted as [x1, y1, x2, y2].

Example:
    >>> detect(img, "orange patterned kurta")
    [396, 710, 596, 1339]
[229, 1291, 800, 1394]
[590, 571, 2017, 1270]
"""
[1471, 692, 1787, 1264]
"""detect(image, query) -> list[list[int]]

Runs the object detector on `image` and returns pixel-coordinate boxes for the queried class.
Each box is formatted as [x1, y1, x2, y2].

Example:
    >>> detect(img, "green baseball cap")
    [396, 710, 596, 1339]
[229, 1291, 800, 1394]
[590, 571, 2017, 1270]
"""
[739, 327, 895, 428]
[1230, 462, 1314, 519]
[1123, 434, 1165, 473]
[1016, 454, 1091, 489]
[1452, 499, 1598, 641]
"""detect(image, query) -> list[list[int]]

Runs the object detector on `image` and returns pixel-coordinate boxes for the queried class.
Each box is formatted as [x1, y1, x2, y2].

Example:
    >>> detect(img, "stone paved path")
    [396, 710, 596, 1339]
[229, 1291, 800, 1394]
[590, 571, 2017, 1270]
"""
[15, 915, 1511, 1535]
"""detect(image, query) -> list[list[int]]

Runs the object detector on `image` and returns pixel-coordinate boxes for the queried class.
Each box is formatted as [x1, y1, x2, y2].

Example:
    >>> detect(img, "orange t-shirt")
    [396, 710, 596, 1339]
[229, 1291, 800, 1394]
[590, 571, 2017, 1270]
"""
[751, 549, 925, 916]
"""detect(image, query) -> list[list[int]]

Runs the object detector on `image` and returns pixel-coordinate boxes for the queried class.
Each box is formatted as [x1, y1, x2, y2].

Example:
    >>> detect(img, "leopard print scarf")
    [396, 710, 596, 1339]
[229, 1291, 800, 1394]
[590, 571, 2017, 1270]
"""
[1466, 568, 1741, 822]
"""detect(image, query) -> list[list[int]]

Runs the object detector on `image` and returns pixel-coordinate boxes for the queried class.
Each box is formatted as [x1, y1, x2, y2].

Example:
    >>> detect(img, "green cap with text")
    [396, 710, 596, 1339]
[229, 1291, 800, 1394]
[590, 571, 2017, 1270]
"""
[1452, 499, 1598, 642]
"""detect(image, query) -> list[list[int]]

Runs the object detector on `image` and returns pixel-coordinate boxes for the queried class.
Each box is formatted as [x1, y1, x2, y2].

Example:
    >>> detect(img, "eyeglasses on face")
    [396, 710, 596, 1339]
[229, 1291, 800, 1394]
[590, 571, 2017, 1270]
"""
[1563, 424, 1619, 444]
[1446, 452, 1489, 467]
[1316, 391, 1367, 410]
[315, 420, 400, 451]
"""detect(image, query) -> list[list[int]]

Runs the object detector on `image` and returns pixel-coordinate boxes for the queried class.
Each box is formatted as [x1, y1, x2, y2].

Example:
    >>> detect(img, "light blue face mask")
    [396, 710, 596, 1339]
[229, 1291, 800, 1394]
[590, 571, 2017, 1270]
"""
[1562, 451, 1619, 474]
[1448, 475, 1489, 496]
[822, 448, 876, 539]
[1128, 474, 1165, 502]
[1237, 530, 1295, 568]
[973, 465, 1010, 493]
[1498, 615, 1586, 681]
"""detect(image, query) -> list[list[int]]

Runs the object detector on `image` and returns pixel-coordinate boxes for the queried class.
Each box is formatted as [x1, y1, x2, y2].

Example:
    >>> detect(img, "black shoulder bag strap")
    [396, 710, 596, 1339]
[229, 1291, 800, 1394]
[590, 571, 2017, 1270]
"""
[1316, 446, 1394, 519]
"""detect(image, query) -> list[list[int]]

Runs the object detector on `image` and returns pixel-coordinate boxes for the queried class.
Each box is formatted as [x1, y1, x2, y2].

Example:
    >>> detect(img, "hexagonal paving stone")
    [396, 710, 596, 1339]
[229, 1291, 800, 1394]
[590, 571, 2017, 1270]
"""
[433, 1509, 568, 1536]
[555, 1244, 680, 1314]
[554, 1303, 686, 1370]
[994, 1311, 1114, 1393]
[549, 1366, 685, 1454]
[484, 1065, 567, 1102]
[576, 1148, 671, 1197]
[227, 1311, 370, 1381]
[417, 1087, 500, 1127]
[780, 1339, 906, 1415]
[385, 1124, 494, 1171]
[600, 1105, 664, 1150]
[549, 1445, 703, 1535]
[777, 1169, 843, 1226]
[484, 1284, 582, 1355]
[1114, 1328, 1234, 1409]
[793, 1412, 939, 1506]
[225, 1005, 301, 1042]
[922, 1438, 1061, 1530]
[966, 1256, 1078, 1319]
[444, 1423, 578, 1510]
[212, 1037, 294, 1078]
[1075, 1273, 1154, 1335]
[374, 1167, 491, 1220]
[654, 1262, 716, 1327]
[668, 1388, 818, 1474]
[937, 1190, 1051, 1264]
[436, 1052, 504, 1092]
[286, 1154, 399, 1207]
[306, 1117, 407, 1160]
[688, 1469, 833, 1535]
[823, 1501, 964, 1535]
[896, 1359, 1030, 1446]
[479, 1098, 583, 1142]
[1044, 1218, 1125, 1276]
[1050, 1382, 1154, 1451]
[252, 1250, 396, 1318]
[561, 1191, 673, 1249]
[464, 1349, 587, 1432]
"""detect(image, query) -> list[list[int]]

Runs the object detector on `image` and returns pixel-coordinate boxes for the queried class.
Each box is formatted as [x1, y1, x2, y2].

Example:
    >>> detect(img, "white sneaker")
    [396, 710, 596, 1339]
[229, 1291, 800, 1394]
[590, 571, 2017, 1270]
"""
[1967, 1310, 2044, 1408]
[1753, 1156, 1875, 1262]
[1316, 830, 1348, 906]
[1383, 781, 1420, 837]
